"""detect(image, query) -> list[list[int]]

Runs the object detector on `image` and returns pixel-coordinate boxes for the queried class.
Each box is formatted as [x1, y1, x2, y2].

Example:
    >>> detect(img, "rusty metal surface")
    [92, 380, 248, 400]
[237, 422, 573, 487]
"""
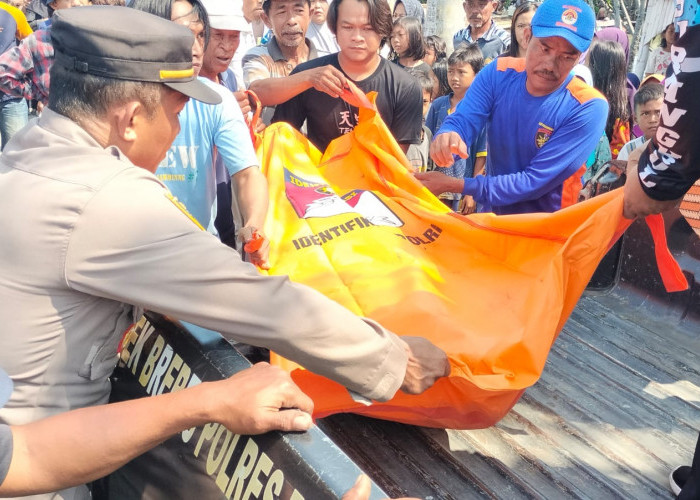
[318, 287, 700, 499]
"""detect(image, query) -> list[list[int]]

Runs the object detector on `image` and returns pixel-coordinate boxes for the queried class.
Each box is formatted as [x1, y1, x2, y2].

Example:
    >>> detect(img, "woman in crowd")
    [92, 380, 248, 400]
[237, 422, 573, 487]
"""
[392, 0, 424, 25]
[587, 39, 631, 160]
[306, 0, 339, 56]
[644, 22, 677, 78]
[595, 26, 637, 118]
[390, 16, 432, 80]
[505, 1, 538, 58]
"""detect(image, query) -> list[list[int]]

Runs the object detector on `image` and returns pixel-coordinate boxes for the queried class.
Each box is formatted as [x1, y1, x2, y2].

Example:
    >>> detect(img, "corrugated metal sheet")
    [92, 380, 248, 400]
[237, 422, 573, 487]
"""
[632, 0, 676, 75]
[639, 0, 676, 45]
[319, 287, 700, 499]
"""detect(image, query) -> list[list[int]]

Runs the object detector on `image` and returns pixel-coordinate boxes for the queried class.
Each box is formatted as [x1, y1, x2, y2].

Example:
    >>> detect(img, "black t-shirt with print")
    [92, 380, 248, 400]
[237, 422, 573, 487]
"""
[272, 53, 422, 152]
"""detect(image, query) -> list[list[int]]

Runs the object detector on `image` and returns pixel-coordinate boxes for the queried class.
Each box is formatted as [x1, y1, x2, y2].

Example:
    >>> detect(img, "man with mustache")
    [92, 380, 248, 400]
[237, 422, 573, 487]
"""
[243, 0, 324, 123]
[428, 0, 608, 215]
[452, 0, 510, 63]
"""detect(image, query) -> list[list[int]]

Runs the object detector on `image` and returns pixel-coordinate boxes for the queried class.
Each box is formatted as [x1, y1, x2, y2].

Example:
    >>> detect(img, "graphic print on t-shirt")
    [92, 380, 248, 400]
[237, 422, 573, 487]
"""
[284, 169, 403, 227]
[335, 109, 359, 135]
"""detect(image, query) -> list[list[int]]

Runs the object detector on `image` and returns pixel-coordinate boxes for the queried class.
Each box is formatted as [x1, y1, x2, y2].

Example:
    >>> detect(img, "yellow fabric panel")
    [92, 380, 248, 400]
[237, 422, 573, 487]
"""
[0, 2, 32, 39]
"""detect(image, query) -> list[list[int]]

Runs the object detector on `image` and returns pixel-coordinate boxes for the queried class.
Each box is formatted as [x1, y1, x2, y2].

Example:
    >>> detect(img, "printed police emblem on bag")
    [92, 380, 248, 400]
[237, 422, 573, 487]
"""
[535, 122, 554, 148]
[284, 169, 403, 227]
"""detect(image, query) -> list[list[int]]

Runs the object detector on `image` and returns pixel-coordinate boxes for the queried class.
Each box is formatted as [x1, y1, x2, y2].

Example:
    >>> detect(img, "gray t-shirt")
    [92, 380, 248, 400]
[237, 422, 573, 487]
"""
[0, 424, 12, 485]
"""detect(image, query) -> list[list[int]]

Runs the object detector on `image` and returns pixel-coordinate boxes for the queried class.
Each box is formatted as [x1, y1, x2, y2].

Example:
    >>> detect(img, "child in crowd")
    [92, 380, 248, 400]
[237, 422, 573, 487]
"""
[389, 16, 432, 80]
[406, 73, 436, 173]
[617, 83, 663, 161]
[644, 23, 677, 79]
[631, 74, 663, 137]
[430, 58, 450, 98]
[422, 43, 486, 212]
[423, 35, 446, 66]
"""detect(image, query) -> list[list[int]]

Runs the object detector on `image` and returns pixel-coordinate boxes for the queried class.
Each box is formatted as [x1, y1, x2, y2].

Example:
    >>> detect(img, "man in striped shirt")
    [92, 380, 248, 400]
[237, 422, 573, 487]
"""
[452, 0, 510, 63]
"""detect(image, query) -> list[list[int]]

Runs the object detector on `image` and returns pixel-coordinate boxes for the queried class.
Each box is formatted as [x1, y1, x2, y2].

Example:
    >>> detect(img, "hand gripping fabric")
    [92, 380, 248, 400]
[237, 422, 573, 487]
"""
[254, 86, 687, 429]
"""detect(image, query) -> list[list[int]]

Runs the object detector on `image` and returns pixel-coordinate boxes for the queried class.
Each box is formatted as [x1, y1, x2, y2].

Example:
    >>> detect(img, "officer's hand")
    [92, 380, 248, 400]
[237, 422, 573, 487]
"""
[341, 474, 420, 500]
[430, 132, 469, 168]
[205, 363, 314, 434]
[305, 65, 348, 98]
[414, 171, 463, 196]
[398, 337, 450, 394]
[239, 226, 270, 270]
[622, 142, 680, 219]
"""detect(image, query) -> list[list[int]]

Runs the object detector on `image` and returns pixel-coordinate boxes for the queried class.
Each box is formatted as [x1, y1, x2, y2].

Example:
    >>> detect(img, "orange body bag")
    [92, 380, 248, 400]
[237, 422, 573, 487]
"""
[254, 90, 686, 429]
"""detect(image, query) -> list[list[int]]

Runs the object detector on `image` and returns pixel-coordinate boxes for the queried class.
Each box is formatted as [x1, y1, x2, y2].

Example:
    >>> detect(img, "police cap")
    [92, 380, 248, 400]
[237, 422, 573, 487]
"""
[51, 6, 221, 105]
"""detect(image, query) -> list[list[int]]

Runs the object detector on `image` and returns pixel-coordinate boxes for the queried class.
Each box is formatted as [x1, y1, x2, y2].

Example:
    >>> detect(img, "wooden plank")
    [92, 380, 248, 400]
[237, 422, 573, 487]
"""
[320, 289, 700, 499]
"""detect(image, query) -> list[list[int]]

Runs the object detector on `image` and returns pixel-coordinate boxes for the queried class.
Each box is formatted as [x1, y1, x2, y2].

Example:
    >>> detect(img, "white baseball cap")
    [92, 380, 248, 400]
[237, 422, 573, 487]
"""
[203, 0, 250, 31]
[0, 367, 13, 408]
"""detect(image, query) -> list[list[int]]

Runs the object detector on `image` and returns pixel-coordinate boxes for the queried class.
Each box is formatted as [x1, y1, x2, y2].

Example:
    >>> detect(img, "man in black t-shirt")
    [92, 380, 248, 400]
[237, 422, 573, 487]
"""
[271, 0, 422, 153]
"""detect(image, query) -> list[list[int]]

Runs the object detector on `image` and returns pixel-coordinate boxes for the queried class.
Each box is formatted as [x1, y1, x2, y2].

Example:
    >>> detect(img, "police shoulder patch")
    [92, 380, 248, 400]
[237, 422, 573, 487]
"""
[535, 122, 554, 148]
[164, 191, 205, 231]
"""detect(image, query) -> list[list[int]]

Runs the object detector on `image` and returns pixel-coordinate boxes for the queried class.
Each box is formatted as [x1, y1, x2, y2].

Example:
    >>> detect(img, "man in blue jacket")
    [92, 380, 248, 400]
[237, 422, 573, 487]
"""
[430, 0, 608, 215]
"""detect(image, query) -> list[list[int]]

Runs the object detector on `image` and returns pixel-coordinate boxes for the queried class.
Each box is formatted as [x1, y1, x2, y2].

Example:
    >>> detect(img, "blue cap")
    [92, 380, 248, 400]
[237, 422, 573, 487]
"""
[531, 0, 595, 53]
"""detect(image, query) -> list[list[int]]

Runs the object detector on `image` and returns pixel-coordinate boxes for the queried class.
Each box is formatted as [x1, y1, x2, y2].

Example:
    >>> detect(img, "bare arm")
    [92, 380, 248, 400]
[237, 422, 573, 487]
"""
[623, 144, 679, 218]
[232, 166, 270, 269]
[414, 170, 464, 196]
[248, 65, 347, 107]
[459, 156, 486, 214]
[0, 363, 313, 496]
[473, 155, 486, 177]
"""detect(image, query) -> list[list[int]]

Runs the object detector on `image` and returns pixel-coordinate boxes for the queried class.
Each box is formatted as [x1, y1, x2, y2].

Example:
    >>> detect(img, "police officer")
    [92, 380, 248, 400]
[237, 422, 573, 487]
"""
[0, 7, 448, 498]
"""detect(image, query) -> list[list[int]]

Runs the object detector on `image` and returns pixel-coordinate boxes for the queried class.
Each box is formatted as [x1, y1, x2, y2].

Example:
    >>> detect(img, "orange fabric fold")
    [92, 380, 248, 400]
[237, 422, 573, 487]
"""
[255, 90, 686, 429]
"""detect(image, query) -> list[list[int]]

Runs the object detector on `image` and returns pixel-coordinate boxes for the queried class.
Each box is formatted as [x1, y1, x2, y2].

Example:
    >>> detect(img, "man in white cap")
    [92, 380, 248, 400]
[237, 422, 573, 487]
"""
[199, 0, 259, 245]
[200, 0, 249, 89]
[133, 0, 270, 263]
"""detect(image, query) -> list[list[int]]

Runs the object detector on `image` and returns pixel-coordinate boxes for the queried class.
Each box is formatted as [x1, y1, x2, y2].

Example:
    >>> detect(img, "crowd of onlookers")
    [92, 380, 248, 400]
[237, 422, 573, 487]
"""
[0, 0, 678, 219]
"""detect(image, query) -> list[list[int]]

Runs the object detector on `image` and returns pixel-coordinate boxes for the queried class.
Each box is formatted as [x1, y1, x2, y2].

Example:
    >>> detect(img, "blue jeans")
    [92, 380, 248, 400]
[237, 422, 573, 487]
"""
[0, 98, 28, 150]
